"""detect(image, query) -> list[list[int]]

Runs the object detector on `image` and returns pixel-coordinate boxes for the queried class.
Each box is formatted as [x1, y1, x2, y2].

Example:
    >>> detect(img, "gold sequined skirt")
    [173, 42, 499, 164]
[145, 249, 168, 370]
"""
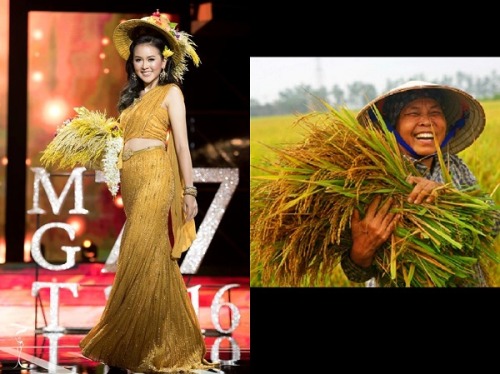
[79, 147, 217, 372]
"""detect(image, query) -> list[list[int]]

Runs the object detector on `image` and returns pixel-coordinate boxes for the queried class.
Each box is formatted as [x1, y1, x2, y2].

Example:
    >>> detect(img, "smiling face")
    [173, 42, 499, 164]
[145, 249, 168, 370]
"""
[132, 43, 167, 89]
[395, 97, 447, 159]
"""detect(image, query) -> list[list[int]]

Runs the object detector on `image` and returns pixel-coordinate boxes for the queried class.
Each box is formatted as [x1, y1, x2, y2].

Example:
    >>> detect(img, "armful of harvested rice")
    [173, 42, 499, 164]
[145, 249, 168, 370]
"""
[251, 104, 500, 287]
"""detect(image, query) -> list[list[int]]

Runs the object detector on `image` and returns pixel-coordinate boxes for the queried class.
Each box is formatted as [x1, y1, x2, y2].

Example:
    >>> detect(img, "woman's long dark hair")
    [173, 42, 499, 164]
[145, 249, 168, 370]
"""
[117, 33, 181, 113]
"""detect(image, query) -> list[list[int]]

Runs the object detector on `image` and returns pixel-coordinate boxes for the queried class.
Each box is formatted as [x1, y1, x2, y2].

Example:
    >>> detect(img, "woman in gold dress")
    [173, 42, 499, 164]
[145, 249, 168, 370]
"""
[79, 10, 219, 373]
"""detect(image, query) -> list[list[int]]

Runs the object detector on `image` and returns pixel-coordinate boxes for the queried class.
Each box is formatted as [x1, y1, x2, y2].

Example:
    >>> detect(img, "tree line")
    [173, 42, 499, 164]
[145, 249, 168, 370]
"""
[250, 71, 500, 117]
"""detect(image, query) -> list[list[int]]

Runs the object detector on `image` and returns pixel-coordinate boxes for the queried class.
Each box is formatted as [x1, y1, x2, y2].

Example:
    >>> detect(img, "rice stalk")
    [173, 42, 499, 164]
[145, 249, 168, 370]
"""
[250, 100, 499, 287]
[40, 107, 122, 170]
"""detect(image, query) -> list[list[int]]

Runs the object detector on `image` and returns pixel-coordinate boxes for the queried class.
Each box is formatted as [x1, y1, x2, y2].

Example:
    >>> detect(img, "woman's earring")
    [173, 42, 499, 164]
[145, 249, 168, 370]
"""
[159, 69, 166, 83]
[130, 72, 137, 82]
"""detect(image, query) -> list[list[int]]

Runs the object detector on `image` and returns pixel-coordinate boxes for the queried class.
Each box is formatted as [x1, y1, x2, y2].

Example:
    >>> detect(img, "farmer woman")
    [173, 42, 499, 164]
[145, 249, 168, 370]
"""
[342, 80, 499, 287]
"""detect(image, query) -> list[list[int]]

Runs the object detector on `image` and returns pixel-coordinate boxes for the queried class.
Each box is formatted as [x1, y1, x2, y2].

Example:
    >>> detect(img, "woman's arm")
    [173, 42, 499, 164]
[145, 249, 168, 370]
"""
[164, 85, 198, 222]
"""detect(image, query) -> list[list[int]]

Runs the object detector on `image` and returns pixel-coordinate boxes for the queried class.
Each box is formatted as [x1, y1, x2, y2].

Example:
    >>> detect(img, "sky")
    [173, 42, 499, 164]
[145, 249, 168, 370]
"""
[250, 57, 500, 104]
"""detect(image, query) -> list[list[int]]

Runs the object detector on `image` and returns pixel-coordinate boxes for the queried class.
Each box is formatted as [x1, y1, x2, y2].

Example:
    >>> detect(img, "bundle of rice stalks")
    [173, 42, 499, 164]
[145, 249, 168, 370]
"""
[251, 101, 500, 287]
[39, 107, 123, 196]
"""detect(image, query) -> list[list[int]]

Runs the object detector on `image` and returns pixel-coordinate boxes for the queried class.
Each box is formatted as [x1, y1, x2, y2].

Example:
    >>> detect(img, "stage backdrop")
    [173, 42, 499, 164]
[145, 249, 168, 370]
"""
[1, 5, 249, 277]
[0, 0, 8, 260]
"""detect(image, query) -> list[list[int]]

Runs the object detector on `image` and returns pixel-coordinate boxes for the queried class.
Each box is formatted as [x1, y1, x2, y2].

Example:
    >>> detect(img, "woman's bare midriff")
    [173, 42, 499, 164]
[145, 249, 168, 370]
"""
[124, 138, 165, 152]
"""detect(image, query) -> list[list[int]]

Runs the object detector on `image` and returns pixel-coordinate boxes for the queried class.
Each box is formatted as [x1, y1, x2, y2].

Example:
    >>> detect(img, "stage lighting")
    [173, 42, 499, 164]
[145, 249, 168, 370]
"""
[81, 239, 98, 263]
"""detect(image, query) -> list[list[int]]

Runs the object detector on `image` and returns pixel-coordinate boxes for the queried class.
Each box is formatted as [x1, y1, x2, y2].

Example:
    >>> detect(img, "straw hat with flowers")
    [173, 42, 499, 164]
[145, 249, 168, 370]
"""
[251, 85, 499, 287]
[113, 9, 200, 82]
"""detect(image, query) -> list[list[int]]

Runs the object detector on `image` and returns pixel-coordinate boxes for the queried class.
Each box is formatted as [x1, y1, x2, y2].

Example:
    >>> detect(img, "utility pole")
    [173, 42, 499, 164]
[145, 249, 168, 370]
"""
[316, 57, 323, 88]
[308, 58, 325, 110]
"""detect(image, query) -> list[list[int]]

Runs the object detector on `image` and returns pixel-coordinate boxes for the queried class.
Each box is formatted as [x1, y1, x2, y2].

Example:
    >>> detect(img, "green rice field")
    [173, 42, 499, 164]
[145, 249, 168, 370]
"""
[250, 101, 500, 287]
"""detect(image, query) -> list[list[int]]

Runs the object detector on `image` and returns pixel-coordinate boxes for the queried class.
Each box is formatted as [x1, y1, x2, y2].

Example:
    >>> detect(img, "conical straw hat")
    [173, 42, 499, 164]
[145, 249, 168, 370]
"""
[357, 80, 486, 154]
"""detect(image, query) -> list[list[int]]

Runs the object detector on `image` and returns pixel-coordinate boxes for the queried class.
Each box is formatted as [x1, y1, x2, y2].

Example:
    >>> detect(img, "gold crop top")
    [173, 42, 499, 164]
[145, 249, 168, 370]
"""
[116, 83, 196, 259]
[119, 84, 175, 143]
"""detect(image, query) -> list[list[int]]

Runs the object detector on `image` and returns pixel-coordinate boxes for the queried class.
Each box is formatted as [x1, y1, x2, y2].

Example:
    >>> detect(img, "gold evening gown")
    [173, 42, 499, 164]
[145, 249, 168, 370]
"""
[79, 84, 217, 373]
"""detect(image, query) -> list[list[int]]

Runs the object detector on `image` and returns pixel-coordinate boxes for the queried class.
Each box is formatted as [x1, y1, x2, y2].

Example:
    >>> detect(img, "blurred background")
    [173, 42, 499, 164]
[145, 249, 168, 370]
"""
[251, 57, 500, 115]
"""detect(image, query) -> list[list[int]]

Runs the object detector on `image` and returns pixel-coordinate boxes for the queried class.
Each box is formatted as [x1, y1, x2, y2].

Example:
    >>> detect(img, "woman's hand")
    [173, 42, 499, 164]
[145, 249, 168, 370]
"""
[350, 196, 400, 268]
[183, 194, 198, 222]
[406, 175, 443, 204]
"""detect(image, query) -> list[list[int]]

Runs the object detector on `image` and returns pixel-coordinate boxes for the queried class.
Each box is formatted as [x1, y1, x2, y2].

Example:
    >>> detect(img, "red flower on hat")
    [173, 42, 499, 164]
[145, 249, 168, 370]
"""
[149, 9, 173, 32]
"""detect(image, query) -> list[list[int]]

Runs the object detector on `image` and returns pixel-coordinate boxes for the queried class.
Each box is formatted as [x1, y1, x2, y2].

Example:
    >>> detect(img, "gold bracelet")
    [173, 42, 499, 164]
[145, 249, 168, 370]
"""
[184, 190, 197, 198]
[183, 186, 198, 198]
